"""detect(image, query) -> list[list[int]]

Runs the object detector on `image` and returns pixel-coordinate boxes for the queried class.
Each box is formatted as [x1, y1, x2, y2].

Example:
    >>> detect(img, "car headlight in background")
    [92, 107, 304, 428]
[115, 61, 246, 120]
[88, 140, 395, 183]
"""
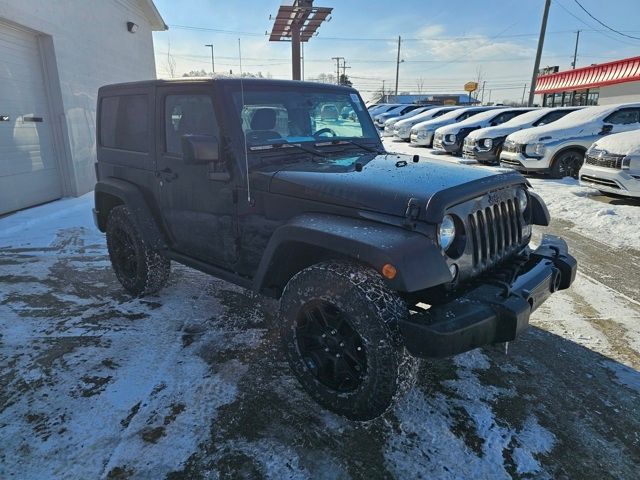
[438, 214, 456, 251]
[621, 155, 638, 170]
[516, 188, 528, 212]
[525, 142, 546, 157]
[482, 138, 493, 149]
[444, 133, 456, 144]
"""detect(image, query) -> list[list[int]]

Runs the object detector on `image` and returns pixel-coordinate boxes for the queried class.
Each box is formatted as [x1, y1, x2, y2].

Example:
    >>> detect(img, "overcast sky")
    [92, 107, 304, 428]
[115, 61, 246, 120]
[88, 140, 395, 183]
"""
[152, 0, 640, 102]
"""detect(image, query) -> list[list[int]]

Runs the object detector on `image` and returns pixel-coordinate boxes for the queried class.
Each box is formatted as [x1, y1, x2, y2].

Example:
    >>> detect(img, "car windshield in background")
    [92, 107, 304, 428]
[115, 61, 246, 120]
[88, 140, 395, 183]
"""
[231, 87, 378, 147]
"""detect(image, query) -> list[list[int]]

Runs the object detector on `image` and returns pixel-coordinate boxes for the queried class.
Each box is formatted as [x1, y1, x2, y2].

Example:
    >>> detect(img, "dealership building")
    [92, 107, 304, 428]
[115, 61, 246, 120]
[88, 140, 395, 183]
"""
[535, 55, 640, 107]
[0, 0, 166, 215]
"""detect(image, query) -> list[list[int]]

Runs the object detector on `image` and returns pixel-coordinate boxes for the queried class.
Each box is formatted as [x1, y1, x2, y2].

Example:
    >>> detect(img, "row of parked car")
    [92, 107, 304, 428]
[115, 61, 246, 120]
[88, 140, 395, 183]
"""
[368, 102, 640, 199]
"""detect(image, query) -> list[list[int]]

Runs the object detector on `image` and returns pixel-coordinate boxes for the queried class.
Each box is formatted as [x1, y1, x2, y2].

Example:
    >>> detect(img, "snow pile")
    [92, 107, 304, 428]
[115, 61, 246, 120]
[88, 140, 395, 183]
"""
[528, 177, 640, 249]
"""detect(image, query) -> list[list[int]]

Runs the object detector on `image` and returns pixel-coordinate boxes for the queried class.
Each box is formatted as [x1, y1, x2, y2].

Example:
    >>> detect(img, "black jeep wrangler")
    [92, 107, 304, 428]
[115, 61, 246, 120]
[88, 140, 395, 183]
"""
[94, 79, 576, 420]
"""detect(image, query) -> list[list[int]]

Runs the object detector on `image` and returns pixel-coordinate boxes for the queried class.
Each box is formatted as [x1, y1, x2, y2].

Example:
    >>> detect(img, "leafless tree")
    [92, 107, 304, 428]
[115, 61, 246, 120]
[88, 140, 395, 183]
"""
[416, 76, 425, 95]
[166, 39, 177, 78]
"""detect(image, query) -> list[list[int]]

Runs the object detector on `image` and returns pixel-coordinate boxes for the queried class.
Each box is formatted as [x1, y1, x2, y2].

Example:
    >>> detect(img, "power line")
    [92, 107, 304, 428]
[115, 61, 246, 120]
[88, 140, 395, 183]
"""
[572, 0, 640, 41]
[555, 1, 640, 47]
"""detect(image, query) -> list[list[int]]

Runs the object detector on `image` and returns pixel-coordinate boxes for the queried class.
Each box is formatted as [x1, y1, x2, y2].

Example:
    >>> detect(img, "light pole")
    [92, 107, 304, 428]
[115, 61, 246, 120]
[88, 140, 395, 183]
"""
[205, 44, 215, 76]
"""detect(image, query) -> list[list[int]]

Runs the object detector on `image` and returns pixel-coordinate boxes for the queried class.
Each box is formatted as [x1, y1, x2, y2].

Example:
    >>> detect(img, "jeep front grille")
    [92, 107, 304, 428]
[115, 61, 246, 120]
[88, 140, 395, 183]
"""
[467, 199, 522, 268]
[585, 150, 625, 169]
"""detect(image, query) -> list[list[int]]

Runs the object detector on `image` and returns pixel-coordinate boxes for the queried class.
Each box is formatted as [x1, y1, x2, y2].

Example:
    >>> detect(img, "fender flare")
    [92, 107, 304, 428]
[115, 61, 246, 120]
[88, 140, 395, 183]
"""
[252, 213, 451, 295]
[94, 178, 168, 251]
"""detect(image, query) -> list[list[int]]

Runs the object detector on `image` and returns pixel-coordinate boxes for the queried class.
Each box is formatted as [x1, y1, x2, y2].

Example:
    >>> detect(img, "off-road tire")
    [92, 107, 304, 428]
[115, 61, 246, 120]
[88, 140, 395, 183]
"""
[550, 149, 584, 179]
[280, 261, 418, 421]
[106, 205, 170, 296]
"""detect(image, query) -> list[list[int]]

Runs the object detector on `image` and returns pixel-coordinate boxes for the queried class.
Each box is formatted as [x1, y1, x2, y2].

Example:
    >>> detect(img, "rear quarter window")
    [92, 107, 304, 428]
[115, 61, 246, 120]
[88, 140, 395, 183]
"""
[100, 95, 148, 152]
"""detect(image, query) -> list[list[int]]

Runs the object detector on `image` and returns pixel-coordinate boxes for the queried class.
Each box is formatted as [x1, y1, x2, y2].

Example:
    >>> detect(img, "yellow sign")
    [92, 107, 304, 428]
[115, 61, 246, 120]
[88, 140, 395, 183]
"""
[464, 81, 479, 92]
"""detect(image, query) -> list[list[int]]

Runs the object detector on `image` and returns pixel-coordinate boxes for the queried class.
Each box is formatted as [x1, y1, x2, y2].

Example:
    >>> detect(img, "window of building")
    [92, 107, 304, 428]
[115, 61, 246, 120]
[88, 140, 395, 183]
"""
[587, 89, 599, 105]
[100, 95, 148, 152]
[165, 95, 218, 155]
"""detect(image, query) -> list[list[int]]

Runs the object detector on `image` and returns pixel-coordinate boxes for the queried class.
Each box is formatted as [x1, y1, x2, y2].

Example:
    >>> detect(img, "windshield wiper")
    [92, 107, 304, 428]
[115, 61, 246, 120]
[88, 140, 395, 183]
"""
[269, 141, 325, 159]
[326, 139, 381, 154]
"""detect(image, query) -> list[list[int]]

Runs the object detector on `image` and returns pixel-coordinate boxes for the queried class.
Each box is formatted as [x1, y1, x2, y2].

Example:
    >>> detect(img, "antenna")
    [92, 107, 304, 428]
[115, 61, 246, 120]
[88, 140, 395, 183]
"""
[238, 38, 251, 203]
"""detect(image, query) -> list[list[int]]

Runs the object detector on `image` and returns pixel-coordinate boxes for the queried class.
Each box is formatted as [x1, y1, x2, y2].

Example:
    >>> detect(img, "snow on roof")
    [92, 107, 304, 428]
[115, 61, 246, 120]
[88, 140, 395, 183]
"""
[591, 129, 640, 156]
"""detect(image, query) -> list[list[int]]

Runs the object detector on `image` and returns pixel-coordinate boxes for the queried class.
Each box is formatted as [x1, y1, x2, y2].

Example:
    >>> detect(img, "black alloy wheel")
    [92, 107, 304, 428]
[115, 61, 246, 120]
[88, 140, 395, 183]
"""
[295, 300, 366, 392]
[552, 150, 583, 179]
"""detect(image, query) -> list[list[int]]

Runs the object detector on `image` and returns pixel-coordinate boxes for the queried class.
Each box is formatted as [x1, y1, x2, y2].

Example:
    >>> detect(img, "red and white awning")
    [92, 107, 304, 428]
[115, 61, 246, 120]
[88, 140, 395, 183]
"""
[535, 56, 640, 94]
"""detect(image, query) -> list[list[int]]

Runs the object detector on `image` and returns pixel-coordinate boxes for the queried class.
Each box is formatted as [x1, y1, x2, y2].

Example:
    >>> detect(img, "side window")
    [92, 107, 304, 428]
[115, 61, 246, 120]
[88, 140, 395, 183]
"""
[457, 111, 475, 121]
[534, 110, 568, 126]
[604, 108, 640, 125]
[165, 95, 218, 155]
[100, 95, 148, 152]
[492, 111, 519, 125]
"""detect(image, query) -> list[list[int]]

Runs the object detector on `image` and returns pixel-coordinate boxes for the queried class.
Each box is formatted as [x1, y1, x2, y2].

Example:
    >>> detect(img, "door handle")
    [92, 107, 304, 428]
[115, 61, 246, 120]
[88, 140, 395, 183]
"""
[158, 167, 179, 181]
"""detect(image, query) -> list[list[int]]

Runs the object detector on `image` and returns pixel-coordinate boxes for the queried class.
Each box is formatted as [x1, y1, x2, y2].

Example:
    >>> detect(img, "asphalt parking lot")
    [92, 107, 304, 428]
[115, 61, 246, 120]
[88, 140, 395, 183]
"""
[1, 187, 639, 479]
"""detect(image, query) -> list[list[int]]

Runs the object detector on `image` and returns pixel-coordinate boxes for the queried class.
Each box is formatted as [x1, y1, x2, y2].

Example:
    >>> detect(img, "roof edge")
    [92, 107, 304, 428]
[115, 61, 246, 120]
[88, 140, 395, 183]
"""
[136, 0, 167, 31]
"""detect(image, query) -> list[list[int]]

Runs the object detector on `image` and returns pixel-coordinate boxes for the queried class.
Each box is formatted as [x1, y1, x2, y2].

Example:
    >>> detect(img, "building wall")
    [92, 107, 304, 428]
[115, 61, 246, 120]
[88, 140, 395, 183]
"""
[599, 81, 640, 105]
[0, 0, 158, 197]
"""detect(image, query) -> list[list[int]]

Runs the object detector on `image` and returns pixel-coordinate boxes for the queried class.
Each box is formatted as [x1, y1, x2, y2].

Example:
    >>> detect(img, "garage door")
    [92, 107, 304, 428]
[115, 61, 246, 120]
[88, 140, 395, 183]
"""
[0, 21, 61, 215]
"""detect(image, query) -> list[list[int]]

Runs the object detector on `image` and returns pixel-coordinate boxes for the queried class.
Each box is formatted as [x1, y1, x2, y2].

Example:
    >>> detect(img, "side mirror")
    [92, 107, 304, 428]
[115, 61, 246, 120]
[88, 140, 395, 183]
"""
[181, 134, 219, 164]
[600, 124, 613, 135]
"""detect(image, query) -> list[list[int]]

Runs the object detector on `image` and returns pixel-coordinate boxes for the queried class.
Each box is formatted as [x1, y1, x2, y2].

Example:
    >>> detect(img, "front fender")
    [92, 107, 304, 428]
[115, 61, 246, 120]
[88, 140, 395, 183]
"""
[94, 178, 167, 251]
[252, 213, 452, 295]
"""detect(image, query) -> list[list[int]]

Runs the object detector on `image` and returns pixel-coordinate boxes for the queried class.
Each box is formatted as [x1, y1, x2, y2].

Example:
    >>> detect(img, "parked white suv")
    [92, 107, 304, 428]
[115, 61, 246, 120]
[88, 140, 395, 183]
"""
[463, 107, 581, 165]
[434, 107, 532, 156]
[500, 103, 640, 178]
[409, 106, 496, 147]
[382, 106, 435, 137]
[579, 130, 640, 198]
[393, 106, 463, 141]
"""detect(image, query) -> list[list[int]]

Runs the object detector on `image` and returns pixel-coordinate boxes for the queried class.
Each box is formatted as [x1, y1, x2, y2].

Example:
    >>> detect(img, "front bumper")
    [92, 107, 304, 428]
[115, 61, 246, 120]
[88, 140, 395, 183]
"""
[463, 145, 500, 164]
[410, 131, 434, 146]
[500, 151, 551, 172]
[579, 164, 640, 198]
[399, 235, 577, 358]
[433, 137, 461, 154]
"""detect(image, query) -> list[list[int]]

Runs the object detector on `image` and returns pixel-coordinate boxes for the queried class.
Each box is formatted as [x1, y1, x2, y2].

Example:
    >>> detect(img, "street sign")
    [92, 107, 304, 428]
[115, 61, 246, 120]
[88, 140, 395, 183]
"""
[464, 81, 478, 92]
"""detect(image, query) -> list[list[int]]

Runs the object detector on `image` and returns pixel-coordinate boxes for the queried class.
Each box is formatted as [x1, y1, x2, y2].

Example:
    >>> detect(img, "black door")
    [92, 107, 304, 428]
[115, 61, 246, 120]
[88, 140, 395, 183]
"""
[155, 86, 238, 266]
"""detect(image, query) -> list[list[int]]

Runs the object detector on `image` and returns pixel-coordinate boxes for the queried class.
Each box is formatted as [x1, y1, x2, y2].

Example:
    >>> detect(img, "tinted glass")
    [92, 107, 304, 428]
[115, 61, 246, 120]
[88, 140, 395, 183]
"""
[605, 108, 640, 125]
[232, 89, 376, 145]
[534, 110, 570, 126]
[100, 95, 148, 152]
[165, 95, 218, 155]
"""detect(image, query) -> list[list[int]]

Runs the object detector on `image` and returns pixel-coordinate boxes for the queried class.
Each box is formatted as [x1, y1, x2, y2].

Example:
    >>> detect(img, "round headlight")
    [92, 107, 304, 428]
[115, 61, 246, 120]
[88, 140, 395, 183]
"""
[483, 138, 493, 149]
[516, 189, 528, 212]
[445, 134, 456, 143]
[438, 215, 456, 251]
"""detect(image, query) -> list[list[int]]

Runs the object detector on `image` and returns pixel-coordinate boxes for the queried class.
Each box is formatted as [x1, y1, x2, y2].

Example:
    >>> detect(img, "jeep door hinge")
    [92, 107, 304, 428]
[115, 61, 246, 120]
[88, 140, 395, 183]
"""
[404, 197, 421, 229]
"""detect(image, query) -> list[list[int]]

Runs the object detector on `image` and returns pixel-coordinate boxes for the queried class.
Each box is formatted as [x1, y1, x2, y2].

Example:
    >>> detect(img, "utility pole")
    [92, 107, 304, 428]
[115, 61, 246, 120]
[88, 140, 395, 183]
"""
[521, 83, 528, 105]
[340, 60, 351, 85]
[480, 80, 486, 104]
[571, 30, 580, 69]
[382, 80, 386, 102]
[331, 56, 344, 85]
[394, 35, 402, 96]
[204, 44, 215, 75]
[301, 42, 305, 80]
[488, 89, 492, 105]
[528, 0, 551, 106]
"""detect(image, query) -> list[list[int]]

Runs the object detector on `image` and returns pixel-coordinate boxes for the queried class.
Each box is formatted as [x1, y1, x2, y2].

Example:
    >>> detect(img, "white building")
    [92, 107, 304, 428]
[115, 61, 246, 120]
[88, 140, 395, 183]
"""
[0, 0, 166, 215]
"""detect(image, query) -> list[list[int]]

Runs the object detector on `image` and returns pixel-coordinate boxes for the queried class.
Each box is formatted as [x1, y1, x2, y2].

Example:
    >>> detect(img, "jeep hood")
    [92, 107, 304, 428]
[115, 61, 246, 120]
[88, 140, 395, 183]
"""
[266, 153, 525, 221]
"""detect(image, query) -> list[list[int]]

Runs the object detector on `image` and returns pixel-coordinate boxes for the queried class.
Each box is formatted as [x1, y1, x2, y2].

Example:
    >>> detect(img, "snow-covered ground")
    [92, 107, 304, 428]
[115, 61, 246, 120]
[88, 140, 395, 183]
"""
[383, 138, 640, 249]
[1, 175, 639, 478]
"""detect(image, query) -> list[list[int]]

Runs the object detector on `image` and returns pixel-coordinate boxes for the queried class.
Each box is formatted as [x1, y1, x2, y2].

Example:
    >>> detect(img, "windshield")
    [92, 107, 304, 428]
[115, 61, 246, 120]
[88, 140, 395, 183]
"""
[231, 87, 378, 147]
